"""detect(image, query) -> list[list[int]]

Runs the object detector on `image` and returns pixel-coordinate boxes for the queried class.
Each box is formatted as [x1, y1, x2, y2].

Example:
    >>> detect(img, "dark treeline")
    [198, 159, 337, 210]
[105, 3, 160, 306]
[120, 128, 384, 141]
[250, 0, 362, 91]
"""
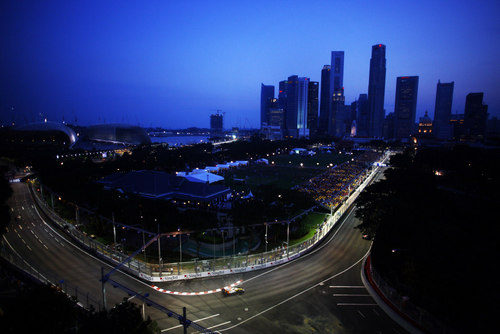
[355, 145, 500, 332]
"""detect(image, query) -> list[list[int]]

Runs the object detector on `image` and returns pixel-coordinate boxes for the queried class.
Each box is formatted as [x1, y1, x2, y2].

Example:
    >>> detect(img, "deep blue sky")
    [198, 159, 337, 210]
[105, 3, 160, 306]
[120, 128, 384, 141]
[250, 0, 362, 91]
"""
[1, 0, 499, 128]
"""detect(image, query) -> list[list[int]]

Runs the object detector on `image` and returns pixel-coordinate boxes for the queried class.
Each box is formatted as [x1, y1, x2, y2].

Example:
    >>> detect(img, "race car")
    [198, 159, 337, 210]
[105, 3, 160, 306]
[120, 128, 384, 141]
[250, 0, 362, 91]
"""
[222, 287, 245, 296]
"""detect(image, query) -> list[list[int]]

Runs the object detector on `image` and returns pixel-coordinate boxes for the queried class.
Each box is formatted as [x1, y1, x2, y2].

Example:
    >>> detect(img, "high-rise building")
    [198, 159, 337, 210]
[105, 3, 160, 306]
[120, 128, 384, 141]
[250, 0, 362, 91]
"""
[433, 81, 454, 140]
[307, 81, 319, 137]
[260, 84, 275, 127]
[318, 65, 331, 136]
[278, 80, 288, 110]
[210, 113, 223, 138]
[268, 106, 284, 127]
[356, 94, 369, 137]
[330, 51, 345, 137]
[331, 90, 346, 137]
[367, 44, 386, 138]
[464, 93, 488, 140]
[330, 51, 344, 94]
[394, 76, 419, 140]
[285, 75, 309, 138]
[449, 114, 465, 140]
[349, 101, 357, 125]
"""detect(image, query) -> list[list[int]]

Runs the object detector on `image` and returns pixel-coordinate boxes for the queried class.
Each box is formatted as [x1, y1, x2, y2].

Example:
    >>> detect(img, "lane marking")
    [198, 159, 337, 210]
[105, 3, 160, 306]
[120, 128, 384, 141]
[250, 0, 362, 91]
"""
[161, 313, 220, 332]
[333, 294, 371, 297]
[358, 310, 366, 319]
[337, 303, 377, 306]
[373, 309, 380, 317]
[205, 321, 231, 330]
[220, 248, 371, 332]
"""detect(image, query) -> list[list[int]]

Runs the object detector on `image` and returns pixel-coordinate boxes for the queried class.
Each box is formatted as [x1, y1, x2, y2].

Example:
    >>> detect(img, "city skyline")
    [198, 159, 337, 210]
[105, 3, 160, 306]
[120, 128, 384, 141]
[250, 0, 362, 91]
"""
[1, 1, 499, 128]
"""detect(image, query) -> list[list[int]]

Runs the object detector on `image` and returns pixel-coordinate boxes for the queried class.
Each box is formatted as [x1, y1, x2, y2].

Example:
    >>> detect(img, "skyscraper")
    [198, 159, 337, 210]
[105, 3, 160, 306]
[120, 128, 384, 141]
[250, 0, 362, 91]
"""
[356, 94, 369, 137]
[330, 51, 345, 137]
[318, 65, 331, 135]
[307, 81, 319, 137]
[394, 76, 419, 140]
[278, 80, 288, 111]
[367, 44, 386, 138]
[331, 90, 346, 137]
[330, 51, 344, 94]
[285, 75, 309, 138]
[260, 84, 275, 128]
[433, 81, 454, 140]
[464, 93, 488, 140]
[210, 113, 223, 138]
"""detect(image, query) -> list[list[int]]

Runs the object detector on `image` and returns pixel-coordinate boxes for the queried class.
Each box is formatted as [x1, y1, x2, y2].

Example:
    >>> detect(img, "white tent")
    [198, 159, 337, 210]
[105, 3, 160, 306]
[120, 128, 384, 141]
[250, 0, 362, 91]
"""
[182, 171, 224, 184]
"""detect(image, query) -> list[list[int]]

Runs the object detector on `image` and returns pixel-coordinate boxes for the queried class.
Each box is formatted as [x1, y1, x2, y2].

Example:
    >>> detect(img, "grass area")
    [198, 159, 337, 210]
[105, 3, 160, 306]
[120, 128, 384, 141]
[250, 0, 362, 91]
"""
[224, 164, 322, 190]
[271, 152, 355, 168]
[290, 212, 328, 245]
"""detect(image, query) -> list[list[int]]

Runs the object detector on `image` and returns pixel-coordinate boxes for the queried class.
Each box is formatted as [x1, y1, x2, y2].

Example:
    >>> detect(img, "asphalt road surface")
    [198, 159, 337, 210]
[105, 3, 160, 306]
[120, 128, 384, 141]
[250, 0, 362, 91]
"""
[5, 167, 406, 333]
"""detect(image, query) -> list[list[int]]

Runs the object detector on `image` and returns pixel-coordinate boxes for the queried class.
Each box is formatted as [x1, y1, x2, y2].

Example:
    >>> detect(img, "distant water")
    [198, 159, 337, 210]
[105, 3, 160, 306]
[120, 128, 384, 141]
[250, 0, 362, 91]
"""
[150, 135, 209, 146]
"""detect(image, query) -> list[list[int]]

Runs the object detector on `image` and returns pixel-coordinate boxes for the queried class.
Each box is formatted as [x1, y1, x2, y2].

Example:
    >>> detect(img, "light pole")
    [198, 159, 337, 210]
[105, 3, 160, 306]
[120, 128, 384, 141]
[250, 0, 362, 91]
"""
[222, 230, 225, 258]
[112, 212, 117, 246]
[157, 221, 162, 277]
[265, 223, 268, 253]
[178, 230, 182, 275]
[286, 222, 290, 258]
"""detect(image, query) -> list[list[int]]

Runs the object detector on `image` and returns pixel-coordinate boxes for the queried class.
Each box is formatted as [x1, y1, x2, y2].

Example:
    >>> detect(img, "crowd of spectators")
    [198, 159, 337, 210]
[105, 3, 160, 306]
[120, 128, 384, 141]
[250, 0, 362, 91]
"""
[300, 150, 382, 209]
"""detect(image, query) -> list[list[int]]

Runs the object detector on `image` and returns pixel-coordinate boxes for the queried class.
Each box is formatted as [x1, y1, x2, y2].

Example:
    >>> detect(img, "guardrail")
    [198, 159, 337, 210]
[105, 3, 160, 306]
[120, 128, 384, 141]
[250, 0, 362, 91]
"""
[31, 151, 390, 282]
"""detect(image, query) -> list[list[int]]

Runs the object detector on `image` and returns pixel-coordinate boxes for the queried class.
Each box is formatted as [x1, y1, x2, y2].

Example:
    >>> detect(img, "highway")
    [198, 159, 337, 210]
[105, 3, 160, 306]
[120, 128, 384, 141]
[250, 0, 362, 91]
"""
[4, 167, 406, 333]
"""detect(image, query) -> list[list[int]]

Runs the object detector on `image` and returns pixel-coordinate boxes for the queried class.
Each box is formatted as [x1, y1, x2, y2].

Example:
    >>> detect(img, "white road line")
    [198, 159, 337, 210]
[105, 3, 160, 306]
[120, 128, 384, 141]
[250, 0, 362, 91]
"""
[333, 294, 371, 297]
[337, 303, 377, 306]
[161, 313, 220, 332]
[373, 309, 380, 316]
[329, 286, 364, 288]
[358, 310, 366, 318]
[220, 248, 371, 332]
[205, 321, 231, 330]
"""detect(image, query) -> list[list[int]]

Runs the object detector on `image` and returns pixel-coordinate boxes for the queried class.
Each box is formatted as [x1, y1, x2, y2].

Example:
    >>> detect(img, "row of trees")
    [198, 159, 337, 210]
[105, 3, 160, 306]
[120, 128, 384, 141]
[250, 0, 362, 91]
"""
[355, 145, 500, 332]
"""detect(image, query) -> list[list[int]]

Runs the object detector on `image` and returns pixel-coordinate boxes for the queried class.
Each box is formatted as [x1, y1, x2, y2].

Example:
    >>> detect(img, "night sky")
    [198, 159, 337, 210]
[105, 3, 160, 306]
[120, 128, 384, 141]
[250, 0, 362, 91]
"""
[1, 0, 499, 129]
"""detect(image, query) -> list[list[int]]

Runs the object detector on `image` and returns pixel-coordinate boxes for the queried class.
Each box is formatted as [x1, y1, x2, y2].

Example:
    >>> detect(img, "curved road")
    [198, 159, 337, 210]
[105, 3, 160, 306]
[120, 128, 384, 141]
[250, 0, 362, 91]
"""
[5, 168, 406, 333]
